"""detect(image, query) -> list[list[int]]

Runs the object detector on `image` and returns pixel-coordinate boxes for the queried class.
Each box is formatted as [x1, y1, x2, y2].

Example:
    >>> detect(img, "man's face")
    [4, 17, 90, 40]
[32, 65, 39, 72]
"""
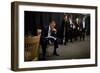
[50, 21, 56, 29]
[64, 15, 68, 21]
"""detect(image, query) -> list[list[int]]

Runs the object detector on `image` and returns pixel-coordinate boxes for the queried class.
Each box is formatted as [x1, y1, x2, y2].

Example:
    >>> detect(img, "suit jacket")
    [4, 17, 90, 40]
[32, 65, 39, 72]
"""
[74, 22, 80, 30]
[60, 20, 70, 38]
[41, 25, 57, 38]
[79, 22, 86, 31]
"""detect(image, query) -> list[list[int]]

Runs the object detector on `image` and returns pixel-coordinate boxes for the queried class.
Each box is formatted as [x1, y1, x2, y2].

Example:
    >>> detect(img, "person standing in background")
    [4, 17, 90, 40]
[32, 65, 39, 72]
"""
[69, 15, 74, 42]
[61, 14, 70, 45]
[74, 17, 80, 41]
[79, 16, 86, 40]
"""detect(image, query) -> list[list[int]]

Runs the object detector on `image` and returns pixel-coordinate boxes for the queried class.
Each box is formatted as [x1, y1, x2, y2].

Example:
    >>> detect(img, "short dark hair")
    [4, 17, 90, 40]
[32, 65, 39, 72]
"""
[49, 20, 56, 24]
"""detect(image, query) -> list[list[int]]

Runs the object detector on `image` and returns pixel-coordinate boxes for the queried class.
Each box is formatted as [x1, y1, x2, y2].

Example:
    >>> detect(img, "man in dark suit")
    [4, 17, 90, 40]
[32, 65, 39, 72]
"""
[61, 15, 70, 45]
[69, 15, 74, 42]
[79, 16, 86, 40]
[74, 18, 80, 41]
[41, 20, 59, 60]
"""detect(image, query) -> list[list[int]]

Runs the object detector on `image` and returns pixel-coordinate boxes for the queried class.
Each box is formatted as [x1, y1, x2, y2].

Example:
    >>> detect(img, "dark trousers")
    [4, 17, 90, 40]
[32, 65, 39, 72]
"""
[65, 32, 68, 43]
[68, 29, 73, 42]
[73, 29, 78, 41]
[79, 28, 85, 40]
[41, 37, 58, 59]
[59, 32, 68, 44]
[64, 30, 73, 44]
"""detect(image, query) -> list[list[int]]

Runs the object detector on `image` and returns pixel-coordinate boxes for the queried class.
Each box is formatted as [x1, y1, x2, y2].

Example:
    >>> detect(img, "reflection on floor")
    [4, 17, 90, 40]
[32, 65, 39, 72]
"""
[39, 36, 90, 61]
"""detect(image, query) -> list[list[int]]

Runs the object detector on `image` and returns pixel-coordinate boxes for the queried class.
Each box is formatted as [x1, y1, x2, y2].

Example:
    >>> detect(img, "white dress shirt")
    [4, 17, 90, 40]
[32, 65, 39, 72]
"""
[83, 18, 85, 29]
[47, 26, 56, 40]
[48, 26, 51, 37]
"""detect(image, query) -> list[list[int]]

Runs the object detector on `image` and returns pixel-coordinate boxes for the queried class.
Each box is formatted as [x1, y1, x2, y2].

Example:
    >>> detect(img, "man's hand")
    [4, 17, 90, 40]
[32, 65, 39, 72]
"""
[37, 29, 42, 36]
[52, 28, 57, 32]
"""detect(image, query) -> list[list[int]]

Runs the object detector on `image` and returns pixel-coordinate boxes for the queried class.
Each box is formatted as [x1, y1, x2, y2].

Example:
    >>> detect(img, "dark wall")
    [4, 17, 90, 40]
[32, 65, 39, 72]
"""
[86, 16, 90, 35]
[24, 11, 64, 36]
[24, 11, 38, 36]
[24, 11, 90, 37]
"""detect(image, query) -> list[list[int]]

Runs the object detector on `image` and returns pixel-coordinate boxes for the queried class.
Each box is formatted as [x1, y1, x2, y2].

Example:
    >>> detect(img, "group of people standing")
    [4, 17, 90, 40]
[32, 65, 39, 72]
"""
[40, 14, 87, 60]
[60, 14, 86, 45]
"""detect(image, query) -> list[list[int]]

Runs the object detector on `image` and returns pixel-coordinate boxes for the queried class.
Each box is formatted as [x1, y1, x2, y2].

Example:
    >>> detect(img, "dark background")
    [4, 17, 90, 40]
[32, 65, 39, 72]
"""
[24, 11, 90, 38]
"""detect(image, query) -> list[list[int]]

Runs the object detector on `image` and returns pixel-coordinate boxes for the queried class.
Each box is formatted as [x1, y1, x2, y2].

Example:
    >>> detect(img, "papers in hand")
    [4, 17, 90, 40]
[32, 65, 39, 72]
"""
[45, 36, 56, 40]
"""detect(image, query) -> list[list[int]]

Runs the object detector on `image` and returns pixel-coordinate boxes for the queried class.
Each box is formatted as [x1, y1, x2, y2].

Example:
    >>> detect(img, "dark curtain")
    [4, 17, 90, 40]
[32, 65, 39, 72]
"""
[85, 15, 90, 35]
[24, 11, 64, 37]
[24, 11, 90, 37]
